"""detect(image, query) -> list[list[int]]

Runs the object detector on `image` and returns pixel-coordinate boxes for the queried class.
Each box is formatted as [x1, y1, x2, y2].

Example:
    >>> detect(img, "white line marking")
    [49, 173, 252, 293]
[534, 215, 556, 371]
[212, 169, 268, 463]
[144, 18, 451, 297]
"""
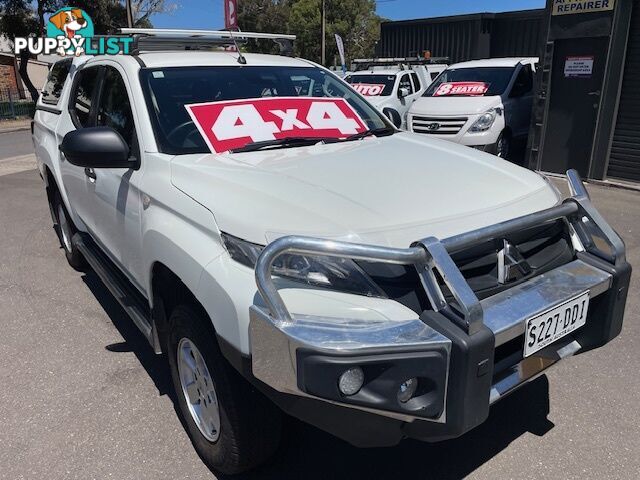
[0, 154, 37, 177]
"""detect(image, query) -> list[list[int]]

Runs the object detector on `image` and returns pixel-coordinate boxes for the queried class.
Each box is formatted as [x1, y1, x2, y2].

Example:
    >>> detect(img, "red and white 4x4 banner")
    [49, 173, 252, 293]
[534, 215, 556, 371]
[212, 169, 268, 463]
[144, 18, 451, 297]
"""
[186, 97, 368, 153]
[433, 82, 489, 97]
[352, 84, 385, 96]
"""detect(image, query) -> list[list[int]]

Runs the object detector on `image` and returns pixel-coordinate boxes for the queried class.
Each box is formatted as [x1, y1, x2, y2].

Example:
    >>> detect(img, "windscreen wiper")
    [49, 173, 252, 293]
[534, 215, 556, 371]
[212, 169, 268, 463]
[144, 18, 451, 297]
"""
[342, 126, 397, 142]
[229, 137, 338, 153]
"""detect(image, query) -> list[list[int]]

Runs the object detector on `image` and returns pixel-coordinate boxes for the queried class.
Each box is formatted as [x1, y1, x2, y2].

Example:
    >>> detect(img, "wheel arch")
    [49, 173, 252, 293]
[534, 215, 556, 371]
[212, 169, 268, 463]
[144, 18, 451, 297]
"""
[150, 261, 211, 354]
[43, 165, 59, 222]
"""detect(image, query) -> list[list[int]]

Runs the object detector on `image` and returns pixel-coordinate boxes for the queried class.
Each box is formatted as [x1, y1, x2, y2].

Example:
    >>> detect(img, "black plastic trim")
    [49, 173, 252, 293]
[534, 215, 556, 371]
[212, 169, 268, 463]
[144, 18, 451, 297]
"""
[73, 232, 156, 350]
[132, 55, 147, 68]
[36, 105, 62, 115]
[574, 251, 632, 352]
[412, 310, 495, 441]
[297, 348, 448, 419]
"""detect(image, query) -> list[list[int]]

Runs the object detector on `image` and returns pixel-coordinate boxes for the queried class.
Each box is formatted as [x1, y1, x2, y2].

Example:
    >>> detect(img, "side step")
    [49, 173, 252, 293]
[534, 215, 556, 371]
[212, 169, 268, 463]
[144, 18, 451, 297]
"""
[73, 233, 159, 352]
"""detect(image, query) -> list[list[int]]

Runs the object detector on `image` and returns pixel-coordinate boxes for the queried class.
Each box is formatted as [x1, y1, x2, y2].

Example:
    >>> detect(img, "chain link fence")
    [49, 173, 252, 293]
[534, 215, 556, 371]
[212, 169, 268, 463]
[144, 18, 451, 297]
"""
[0, 89, 36, 120]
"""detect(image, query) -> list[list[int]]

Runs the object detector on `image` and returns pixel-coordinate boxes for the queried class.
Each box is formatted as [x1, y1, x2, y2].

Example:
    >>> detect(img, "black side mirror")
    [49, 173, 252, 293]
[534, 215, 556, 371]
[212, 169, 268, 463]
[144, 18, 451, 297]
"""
[60, 127, 133, 169]
[398, 87, 410, 99]
[383, 107, 402, 129]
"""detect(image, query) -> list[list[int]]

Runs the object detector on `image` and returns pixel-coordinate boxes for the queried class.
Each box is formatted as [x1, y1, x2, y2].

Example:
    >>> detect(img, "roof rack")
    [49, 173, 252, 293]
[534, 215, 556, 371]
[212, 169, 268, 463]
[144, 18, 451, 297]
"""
[119, 28, 296, 56]
[352, 56, 449, 71]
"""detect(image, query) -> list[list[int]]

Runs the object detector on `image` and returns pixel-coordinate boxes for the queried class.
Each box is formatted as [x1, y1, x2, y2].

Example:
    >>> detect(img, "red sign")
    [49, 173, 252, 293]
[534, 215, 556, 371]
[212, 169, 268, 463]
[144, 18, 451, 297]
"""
[433, 82, 489, 97]
[224, 0, 238, 30]
[352, 83, 386, 96]
[186, 97, 368, 153]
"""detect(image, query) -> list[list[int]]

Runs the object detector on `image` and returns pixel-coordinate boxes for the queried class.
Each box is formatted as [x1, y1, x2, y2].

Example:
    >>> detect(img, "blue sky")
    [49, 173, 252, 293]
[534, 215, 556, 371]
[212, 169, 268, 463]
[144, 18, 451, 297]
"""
[151, 0, 546, 29]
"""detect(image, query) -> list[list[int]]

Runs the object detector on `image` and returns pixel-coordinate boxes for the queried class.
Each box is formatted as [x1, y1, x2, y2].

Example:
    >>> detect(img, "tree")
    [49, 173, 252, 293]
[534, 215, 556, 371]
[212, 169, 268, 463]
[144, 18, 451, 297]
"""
[0, 0, 174, 102]
[237, 0, 293, 54]
[238, 0, 381, 66]
[67, 0, 176, 34]
[0, 0, 42, 101]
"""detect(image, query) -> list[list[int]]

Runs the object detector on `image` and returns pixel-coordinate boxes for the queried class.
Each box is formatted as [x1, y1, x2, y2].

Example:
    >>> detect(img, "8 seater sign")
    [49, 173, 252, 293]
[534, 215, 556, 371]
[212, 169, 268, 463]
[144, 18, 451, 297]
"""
[186, 97, 368, 153]
[433, 82, 489, 97]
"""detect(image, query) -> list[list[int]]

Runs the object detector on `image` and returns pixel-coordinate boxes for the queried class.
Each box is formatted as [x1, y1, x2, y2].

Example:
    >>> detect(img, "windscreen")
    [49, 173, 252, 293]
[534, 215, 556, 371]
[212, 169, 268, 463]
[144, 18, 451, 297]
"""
[423, 67, 515, 97]
[344, 74, 396, 96]
[140, 66, 389, 154]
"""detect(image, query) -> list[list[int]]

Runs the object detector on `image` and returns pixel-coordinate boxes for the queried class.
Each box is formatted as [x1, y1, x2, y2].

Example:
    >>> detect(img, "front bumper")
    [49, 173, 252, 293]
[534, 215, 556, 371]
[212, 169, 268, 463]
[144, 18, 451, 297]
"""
[248, 171, 631, 446]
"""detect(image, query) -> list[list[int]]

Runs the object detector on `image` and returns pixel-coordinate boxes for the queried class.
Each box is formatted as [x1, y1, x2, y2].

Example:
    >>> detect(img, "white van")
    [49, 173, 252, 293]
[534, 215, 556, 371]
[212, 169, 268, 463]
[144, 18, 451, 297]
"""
[345, 58, 448, 129]
[407, 58, 537, 160]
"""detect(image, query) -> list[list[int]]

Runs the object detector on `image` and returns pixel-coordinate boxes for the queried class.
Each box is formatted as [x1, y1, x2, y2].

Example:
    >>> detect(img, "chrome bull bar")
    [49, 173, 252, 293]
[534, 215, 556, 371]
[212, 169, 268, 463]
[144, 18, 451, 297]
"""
[249, 170, 626, 424]
[255, 170, 625, 331]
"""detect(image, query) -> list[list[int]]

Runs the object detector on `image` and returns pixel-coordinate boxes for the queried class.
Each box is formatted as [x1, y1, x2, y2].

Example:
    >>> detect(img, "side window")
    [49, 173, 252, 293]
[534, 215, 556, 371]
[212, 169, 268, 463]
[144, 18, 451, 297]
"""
[71, 66, 100, 127]
[511, 65, 534, 97]
[97, 67, 135, 151]
[410, 72, 421, 91]
[41, 59, 72, 105]
[399, 73, 413, 94]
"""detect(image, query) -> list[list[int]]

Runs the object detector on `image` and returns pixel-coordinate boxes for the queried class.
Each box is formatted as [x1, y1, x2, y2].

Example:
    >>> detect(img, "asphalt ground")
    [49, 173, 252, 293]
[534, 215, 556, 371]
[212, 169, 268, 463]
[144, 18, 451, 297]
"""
[0, 129, 638, 479]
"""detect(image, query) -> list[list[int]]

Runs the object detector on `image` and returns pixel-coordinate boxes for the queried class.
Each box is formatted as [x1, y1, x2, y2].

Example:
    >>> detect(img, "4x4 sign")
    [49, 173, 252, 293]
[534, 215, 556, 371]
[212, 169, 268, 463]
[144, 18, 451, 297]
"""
[186, 97, 368, 153]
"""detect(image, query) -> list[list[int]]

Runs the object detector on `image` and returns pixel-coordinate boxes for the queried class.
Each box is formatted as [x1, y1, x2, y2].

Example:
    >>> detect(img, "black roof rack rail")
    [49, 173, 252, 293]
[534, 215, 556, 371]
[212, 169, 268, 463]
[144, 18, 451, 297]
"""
[352, 56, 449, 71]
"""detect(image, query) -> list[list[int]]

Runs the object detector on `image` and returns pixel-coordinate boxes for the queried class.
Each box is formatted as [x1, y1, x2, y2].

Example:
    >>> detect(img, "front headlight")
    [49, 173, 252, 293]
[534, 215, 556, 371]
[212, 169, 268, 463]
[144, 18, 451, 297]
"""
[221, 233, 385, 298]
[468, 109, 498, 133]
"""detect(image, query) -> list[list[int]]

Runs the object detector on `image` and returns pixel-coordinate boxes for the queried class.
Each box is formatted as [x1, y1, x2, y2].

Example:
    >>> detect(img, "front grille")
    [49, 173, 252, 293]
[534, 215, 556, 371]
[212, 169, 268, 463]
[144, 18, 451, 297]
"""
[412, 115, 468, 135]
[358, 220, 575, 314]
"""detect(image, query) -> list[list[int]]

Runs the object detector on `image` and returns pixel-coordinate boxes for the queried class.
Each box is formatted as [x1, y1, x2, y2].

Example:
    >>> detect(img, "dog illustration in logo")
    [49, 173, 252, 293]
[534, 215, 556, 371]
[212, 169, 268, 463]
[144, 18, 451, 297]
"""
[49, 9, 88, 56]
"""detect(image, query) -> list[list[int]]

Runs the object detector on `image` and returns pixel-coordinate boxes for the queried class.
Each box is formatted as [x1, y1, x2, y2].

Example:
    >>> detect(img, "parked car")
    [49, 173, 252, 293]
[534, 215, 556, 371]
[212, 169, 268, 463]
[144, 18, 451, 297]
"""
[408, 57, 538, 160]
[32, 31, 631, 475]
[345, 57, 448, 129]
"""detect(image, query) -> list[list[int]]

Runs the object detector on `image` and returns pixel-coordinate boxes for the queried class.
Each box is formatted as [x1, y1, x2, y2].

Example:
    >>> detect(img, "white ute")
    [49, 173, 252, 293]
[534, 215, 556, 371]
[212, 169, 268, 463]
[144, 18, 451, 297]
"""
[345, 57, 448, 129]
[32, 30, 631, 475]
[408, 57, 538, 160]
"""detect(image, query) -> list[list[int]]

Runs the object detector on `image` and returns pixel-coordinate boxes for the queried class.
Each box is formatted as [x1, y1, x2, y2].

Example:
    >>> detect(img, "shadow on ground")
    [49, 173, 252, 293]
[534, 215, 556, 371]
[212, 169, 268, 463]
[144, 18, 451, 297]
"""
[82, 270, 554, 480]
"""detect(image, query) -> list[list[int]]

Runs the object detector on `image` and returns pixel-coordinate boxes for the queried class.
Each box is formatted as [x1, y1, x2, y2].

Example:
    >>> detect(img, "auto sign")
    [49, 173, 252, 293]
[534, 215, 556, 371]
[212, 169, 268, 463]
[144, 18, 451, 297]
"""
[185, 97, 368, 153]
[352, 84, 386, 96]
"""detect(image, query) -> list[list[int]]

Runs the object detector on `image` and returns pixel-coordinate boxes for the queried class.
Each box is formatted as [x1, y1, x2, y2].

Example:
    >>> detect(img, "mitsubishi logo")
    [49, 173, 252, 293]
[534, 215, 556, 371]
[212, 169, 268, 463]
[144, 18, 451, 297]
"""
[426, 122, 441, 131]
[497, 240, 532, 284]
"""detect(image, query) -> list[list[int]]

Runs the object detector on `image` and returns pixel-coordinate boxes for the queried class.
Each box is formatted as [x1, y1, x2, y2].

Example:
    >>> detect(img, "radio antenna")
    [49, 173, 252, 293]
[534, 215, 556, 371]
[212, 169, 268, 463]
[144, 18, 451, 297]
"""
[228, 29, 247, 65]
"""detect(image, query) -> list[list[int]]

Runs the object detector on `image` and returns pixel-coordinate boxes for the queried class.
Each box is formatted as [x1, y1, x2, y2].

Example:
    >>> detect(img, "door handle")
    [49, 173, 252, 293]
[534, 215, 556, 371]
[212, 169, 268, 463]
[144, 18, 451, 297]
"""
[588, 90, 601, 96]
[84, 167, 96, 182]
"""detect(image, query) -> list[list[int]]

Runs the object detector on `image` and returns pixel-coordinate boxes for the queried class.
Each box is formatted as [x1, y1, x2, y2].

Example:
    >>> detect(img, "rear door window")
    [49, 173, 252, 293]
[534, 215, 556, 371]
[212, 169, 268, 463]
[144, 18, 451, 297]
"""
[41, 59, 72, 105]
[70, 66, 101, 127]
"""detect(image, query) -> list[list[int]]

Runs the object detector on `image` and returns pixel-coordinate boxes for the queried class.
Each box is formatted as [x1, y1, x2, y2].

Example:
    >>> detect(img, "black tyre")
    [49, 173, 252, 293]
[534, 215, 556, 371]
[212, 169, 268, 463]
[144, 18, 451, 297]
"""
[52, 191, 85, 271]
[496, 130, 512, 161]
[166, 304, 282, 475]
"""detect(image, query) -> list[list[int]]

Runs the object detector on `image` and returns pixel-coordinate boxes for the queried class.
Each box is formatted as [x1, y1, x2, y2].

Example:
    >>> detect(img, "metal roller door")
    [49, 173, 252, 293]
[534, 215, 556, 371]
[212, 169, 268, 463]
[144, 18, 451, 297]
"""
[608, 0, 640, 181]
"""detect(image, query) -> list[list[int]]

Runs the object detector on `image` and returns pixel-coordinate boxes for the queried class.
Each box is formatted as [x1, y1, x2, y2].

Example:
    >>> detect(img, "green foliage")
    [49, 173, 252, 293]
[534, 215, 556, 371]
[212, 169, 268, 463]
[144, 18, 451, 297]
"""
[60, 0, 157, 34]
[0, 0, 39, 38]
[238, 0, 381, 66]
[0, 1, 166, 38]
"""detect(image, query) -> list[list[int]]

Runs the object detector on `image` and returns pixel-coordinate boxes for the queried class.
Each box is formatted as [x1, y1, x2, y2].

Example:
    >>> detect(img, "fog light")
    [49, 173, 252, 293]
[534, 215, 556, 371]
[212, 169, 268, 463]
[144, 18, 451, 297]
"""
[338, 367, 364, 396]
[397, 377, 418, 403]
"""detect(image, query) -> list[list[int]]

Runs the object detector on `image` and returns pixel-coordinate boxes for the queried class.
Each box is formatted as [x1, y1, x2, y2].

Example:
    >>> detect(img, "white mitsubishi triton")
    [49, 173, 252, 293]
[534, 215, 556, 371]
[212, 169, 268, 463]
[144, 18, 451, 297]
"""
[32, 30, 631, 475]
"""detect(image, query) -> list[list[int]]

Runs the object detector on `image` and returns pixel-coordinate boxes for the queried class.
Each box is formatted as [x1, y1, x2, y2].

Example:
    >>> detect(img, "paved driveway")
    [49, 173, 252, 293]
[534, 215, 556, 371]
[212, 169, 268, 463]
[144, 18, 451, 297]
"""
[0, 130, 638, 479]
